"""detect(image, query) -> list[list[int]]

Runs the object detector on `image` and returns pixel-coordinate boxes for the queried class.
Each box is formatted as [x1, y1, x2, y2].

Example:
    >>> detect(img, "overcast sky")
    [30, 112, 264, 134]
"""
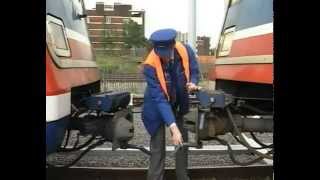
[84, 0, 226, 48]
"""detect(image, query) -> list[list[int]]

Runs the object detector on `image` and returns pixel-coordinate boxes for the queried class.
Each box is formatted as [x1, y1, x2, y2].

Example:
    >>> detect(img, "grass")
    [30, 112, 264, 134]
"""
[95, 53, 215, 92]
[94, 52, 215, 86]
[95, 53, 144, 74]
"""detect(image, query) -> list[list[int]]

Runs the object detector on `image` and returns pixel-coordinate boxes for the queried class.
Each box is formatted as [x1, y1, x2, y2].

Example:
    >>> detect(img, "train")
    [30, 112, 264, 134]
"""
[211, 0, 273, 115]
[182, 0, 273, 165]
[46, 0, 134, 157]
[46, 0, 273, 167]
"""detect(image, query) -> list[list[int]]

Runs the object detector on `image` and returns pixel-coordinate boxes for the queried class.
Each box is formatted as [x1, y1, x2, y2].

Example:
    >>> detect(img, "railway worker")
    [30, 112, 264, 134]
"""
[142, 28, 200, 180]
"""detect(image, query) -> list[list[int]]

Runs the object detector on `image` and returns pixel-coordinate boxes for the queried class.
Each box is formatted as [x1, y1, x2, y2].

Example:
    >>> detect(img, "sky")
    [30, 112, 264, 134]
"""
[84, 0, 226, 48]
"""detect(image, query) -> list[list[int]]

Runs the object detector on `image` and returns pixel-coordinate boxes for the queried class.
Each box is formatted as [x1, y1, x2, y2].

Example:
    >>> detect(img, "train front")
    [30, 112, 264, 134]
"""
[181, 0, 274, 165]
[211, 0, 273, 114]
[46, 0, 134, 156]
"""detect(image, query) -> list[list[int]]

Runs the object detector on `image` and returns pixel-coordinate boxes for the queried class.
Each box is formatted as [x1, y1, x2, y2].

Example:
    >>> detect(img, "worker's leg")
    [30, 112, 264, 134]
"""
[147, 123, 166, 180]
[175, 114, 190, 180]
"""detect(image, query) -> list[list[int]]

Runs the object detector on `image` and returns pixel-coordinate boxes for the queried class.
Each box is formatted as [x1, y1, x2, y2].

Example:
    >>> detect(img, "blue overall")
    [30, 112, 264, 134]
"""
[142, 44, 200, 136]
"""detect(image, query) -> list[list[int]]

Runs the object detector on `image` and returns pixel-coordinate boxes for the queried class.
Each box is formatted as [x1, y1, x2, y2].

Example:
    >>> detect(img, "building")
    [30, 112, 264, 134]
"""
[176, 31, 189, 44]
[176, 32, 211, 55]
[86, 2, 145, 54]
[196, 36, 211, 55]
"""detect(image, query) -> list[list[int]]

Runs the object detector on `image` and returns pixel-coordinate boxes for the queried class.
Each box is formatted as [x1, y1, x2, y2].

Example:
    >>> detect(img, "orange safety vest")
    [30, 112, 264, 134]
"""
[143, 42, 190, 100]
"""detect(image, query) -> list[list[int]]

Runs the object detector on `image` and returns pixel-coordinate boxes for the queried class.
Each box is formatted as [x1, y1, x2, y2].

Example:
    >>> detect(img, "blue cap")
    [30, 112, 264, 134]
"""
[149, 28, 177, 58]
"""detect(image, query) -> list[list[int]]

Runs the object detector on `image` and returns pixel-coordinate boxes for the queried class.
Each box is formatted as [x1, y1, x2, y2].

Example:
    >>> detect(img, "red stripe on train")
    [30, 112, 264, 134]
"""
[210, 64, 273, 84]
[46, 48, 100, 96]
[229, 33, 273, 57]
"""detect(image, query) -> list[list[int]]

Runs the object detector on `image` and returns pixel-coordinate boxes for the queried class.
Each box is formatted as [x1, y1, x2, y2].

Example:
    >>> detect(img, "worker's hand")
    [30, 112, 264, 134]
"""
[186, 82, 200, 93]
[169, 123, 183, 145]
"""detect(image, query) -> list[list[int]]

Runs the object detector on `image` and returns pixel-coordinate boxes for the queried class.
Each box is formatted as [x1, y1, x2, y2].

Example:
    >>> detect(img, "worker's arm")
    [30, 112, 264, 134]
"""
[143, 65, 176, 126]
[184, 44, 201, 92]
[185, 44, 200, 85]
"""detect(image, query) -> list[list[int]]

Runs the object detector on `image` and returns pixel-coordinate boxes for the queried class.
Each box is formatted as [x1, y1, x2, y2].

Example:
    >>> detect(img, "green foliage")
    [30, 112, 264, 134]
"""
[123, 19, 147, 49]
[95, 53, 142, 74]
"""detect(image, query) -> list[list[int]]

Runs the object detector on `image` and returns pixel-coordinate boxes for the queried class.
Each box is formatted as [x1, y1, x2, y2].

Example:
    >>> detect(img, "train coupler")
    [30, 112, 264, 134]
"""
[70, 91, 134, 148]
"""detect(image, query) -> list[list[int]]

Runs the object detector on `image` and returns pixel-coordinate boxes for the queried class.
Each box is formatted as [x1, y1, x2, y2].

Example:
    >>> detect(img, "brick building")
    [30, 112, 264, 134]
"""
[86, 2, 145, 54]
[196, 36, 211, 55]
[176, 32, 211, 55]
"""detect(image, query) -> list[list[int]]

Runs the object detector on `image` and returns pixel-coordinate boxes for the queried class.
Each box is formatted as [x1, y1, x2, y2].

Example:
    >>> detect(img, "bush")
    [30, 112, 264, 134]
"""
[95, 54, 141, 74]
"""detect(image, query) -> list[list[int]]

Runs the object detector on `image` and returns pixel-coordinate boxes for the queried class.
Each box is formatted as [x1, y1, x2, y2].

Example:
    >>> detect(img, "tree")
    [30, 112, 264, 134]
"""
[123, 19, 147, 56]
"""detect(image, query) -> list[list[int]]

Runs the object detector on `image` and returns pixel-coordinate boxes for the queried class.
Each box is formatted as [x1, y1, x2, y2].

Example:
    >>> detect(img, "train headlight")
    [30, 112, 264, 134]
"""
[46, 15, 71, 57]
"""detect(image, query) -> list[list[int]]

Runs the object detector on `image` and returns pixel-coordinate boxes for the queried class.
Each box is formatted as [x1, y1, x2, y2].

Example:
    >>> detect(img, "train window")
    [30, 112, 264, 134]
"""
[218, 27, 235, 57]
[46, 15, 71, 57]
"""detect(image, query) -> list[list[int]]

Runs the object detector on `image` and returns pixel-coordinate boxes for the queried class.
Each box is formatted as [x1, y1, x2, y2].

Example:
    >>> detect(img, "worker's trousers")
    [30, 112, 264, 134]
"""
[147, 115, 190, 180]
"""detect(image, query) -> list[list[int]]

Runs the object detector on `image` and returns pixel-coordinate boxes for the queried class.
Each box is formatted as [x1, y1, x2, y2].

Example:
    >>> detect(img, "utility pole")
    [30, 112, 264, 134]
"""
[188, 0, 197, 52]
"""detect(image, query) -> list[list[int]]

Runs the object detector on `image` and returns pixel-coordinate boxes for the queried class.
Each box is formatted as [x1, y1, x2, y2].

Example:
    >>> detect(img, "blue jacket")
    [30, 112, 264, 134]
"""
[142, 44, 200, 136]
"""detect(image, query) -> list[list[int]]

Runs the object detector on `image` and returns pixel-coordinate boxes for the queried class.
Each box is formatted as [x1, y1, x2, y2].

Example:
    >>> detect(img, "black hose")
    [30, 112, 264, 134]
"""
[214, 137, 271, 166]
[232, 134, 272, 150]
[226, 107, 273, 159]
[72, 132, 80, 149]
[47, 139, 106, 168]
[62, 130, 71, 149]
[249, 132, 273, 149]
[123, 144, 151, 156]
[58, 136, 96, 152]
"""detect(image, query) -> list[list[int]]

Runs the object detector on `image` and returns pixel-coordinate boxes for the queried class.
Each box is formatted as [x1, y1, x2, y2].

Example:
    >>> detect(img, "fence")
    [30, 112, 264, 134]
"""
[100, 72, 147, 94]
[100, 71, 215, 94]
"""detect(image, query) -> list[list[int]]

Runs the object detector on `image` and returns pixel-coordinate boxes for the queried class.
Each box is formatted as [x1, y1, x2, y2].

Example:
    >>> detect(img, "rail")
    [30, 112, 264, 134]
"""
[47, 165, 273, 180]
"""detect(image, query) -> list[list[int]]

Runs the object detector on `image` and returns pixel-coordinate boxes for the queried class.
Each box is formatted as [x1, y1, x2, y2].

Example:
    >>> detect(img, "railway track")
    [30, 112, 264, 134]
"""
[48, 89, 273, 179]
[47, 164, 273, 180]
